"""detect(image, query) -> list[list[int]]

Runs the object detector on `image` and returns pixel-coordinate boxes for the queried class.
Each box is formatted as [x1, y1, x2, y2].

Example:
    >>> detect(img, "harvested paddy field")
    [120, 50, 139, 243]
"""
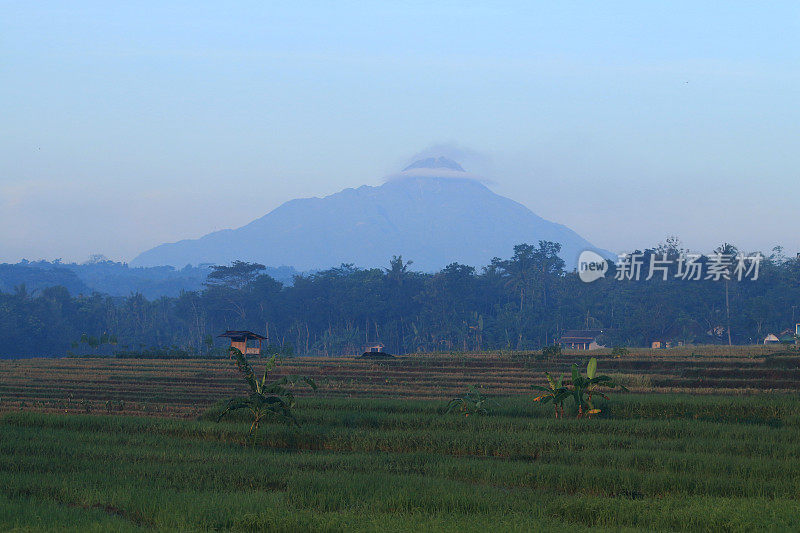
[0, 346, 797, 417]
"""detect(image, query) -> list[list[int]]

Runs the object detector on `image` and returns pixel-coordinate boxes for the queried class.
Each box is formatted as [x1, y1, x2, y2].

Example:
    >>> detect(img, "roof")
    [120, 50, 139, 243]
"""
[559, 329, 604, 342]
[218, 330, 267, 340]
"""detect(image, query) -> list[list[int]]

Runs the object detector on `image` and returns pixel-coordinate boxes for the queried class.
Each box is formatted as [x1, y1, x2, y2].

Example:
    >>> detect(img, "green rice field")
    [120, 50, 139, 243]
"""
[2, 392, 799, 531]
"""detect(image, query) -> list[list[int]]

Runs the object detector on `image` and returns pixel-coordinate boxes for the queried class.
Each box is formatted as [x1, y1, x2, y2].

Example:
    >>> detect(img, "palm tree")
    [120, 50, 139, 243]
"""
[715, 243, 738, 346]
[385, 255, 413, 286]
[498, 244, 536, 312]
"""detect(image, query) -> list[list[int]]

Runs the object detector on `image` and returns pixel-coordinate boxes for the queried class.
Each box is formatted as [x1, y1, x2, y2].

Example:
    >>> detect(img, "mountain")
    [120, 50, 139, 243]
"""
[132, 158, 612, 271]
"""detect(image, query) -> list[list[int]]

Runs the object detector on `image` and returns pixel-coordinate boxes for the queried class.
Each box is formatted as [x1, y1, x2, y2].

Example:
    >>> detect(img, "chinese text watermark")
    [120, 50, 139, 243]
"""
[578, 251, 763, 283]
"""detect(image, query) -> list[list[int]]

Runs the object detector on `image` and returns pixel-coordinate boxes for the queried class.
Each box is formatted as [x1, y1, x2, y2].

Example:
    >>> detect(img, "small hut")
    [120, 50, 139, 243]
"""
[218, 330, 266, 356]
[361, 342, 393, 358]
[558, 330, 605, 350]
[364, 343, 385, 354]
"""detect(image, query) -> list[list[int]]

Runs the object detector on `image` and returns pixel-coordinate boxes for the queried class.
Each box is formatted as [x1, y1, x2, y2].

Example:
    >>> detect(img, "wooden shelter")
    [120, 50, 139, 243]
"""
[558, 329, 606, 351]
[363, 343, 385, 354]
[218, 330, 266, 356]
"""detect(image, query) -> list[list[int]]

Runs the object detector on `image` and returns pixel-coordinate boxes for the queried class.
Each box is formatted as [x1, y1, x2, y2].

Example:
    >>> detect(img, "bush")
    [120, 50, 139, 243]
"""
[611, 346, 630, 358]
[542, 345, 562, 358]
[263, 343, 296, 358]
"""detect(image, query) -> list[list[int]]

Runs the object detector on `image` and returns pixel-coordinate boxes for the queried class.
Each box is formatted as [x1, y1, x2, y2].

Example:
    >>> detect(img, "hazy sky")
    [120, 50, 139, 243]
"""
[2, 2, 799, 264]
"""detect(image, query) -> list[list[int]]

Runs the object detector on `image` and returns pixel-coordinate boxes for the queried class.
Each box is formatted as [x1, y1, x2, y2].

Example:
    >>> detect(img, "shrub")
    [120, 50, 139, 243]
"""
[542, 345, 562, 358]
[533, 357, 628, 418]
[531, 373, 568, 418]
[611, 346, 630, 358]
[444, 386, 495, 417]
[217, 348, 316, 440]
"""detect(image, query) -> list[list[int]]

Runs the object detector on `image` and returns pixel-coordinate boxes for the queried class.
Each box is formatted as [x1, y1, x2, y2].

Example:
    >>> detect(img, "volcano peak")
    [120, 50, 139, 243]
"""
[402, 156, 465, 172]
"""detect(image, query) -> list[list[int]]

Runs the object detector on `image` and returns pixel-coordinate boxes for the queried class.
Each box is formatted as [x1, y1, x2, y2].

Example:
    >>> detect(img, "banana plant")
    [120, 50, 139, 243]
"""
[445, 385, 495, 416]
[218, 347, 317, 439]
[569, 357, 627, 418]
[531, 372, 569, 418]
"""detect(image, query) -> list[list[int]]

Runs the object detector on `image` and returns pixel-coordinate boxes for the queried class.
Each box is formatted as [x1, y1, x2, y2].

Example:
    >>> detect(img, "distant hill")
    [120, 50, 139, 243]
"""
[0, 262, 89, 296]
[0, 260, 299, 298]
[132, 157, 612, 271]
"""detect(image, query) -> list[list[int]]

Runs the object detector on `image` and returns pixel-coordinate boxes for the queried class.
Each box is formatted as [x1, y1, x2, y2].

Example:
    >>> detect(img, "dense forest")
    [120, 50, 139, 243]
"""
[1, 240, 798, 358]
[0, 258, 298, 299]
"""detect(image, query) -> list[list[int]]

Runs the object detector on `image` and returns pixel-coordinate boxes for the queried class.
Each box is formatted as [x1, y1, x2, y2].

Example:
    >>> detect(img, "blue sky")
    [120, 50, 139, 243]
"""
[2, 2, 799, 263]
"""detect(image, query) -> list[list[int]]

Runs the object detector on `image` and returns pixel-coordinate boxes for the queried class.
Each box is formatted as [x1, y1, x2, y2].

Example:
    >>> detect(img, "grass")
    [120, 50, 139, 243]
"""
[2, 395, 800, 531]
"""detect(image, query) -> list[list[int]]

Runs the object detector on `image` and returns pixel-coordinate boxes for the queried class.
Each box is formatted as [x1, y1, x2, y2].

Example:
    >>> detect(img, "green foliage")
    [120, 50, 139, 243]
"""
[4, 240, 800, 357]
[263, 343, 295, 358]
[531, 372, 569, 418]
[611, 346, 630, 358]
[444, 385, 495, 416]
[533, 357, 629, 418]
[541, 344, 562, 358]
[218, 347, 316, 440]
[568, 357, 628, 418]
[68, 332, 118, 356]
[205, 260, 266, 290]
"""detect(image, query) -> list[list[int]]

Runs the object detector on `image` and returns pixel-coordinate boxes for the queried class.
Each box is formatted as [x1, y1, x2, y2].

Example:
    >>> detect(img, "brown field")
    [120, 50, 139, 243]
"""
[1, 345, 797, 419]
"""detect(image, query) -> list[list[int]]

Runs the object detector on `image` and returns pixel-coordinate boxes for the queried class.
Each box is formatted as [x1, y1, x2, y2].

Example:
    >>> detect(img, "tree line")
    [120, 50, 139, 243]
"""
[1, 240, 798, 357]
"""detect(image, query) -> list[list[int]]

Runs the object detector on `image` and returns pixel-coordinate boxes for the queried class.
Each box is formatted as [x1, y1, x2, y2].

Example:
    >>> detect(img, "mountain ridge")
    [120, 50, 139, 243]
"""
[132, 162, 612, 271]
